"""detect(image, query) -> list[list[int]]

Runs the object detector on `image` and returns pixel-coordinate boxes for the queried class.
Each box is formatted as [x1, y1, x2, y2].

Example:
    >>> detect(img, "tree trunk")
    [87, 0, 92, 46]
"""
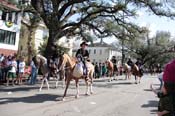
[27, 30, 32, 65]
[44, 30, 59, 58]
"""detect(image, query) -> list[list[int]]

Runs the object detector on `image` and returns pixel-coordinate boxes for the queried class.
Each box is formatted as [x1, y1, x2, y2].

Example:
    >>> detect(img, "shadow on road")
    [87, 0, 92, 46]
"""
[0, 86, 39, 92]
[0, 94, 63, 104]
[141, 100, 158, 114]
[92, 81, 134, 88]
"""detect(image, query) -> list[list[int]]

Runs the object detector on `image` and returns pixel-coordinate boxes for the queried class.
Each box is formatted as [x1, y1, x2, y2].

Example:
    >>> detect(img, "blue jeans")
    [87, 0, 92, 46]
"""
[29, 68, 38, 85]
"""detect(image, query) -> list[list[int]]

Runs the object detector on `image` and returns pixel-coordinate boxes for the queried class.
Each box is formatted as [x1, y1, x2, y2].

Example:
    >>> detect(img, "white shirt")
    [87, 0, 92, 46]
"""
[9, 60, 17, 73]
[19, 61, 25, 73]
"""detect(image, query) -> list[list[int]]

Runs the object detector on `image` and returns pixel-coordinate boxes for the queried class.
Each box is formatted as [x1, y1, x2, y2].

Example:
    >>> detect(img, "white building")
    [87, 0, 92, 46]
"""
[0, 0, 22, 55]
[87, 41, 122, 63]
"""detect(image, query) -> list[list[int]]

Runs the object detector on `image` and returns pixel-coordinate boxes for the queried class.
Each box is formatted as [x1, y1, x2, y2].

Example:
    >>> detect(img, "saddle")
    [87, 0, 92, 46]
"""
[72, 62, 84, 78]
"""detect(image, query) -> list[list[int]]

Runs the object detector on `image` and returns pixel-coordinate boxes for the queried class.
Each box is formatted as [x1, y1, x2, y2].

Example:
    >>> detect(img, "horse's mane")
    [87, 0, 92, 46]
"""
[63, 54, 76, 68]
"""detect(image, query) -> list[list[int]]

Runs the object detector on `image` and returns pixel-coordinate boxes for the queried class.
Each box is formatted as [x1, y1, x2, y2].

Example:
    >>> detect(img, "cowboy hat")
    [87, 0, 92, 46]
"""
[80, 42, 88, 47]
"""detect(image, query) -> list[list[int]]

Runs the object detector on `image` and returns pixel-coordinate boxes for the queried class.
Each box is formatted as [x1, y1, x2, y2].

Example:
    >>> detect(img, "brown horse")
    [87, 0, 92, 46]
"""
[105, 60, 114, 81]
[123, 63, 142, 84]
[123, 63, 132, 80]
[57, 53, 94, 100]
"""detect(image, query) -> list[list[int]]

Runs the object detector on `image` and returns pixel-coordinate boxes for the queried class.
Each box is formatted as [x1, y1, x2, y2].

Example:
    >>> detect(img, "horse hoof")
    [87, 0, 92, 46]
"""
[39, 89, 42, 92]
[62, 98, 66, 101]
[90, 92, 94, 94]
[75, 95, 79, 99]
[85, 93, 90, 96]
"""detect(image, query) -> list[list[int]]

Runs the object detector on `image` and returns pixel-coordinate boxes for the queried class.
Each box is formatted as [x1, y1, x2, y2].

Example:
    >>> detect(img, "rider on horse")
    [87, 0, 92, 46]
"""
[111, 56, 118, 75]
[127, 58, 134, 69]
[135, 58, 143, 75]
[75, 41, 89, 76]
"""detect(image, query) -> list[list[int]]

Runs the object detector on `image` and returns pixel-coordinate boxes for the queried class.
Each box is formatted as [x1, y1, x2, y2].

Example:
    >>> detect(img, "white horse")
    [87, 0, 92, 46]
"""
[32, 55, 62, 91]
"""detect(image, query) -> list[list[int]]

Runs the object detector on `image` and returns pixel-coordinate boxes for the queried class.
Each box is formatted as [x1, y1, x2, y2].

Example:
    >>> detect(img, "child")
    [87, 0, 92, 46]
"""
[18, 57, 25, 84]
[150, 83, 175, 116]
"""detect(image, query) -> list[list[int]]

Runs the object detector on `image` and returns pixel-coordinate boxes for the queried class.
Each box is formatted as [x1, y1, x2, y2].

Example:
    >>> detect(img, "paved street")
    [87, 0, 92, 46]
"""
[0, 74, 160, 116]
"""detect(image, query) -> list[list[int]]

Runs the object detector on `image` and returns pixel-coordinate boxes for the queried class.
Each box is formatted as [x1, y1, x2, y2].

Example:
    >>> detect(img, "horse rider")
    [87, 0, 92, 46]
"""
[135, 58, 143, 75]
[111, 56, 118, 75]
[127, 58, 134, 68]
[75, 41, 89, 76]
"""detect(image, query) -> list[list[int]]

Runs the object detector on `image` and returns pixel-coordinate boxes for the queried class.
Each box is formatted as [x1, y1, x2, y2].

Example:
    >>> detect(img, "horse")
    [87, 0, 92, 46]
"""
[105, 60, 114, 81]
[57, 53, 94, 100]
[32, 55, 61, 91]
[123, 63, 142, 84]
[123, 63, 132, 80]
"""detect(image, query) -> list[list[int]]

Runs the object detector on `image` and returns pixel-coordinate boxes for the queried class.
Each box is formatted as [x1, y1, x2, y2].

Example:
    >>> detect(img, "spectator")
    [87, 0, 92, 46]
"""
[29, 59, 38, 85]
[163, 59, 175, 83]
[99, 62, 102, 77]
[0, 53, 4, 62]
[6, 56, 17, 86]
[151, 83, 175, 116]
[1, 56, 9, 82]
[95, 62, 99, 78]
[102, 63, 107, 77]
[18, 56, 26, 85]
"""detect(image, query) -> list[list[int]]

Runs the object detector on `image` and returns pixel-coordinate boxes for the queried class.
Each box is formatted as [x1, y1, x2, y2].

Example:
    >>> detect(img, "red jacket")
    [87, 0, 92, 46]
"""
[163, 59, 175, 83]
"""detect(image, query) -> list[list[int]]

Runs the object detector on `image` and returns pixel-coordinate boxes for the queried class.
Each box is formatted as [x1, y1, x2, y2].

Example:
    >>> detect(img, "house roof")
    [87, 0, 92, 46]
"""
[89, 41, 117, 50]
[0, 0, 20, 11]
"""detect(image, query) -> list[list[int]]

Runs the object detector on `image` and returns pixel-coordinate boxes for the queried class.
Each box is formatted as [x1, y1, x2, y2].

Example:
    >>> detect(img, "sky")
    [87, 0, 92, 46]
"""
[102, 9, 175, 44]
[136, 10, 175, 38]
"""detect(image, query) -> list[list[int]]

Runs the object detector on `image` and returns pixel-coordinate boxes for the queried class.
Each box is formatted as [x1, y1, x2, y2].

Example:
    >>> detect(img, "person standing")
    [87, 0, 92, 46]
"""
[18, 57, 25, 84]
[6, 56, 17, 86]
[29, 59, 38, 85]
[102, 63, 107, 77]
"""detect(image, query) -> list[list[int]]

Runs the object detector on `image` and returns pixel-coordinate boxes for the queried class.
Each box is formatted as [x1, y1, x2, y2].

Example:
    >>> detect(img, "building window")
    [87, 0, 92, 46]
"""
[0, 29, 16, 45]
[14, 12, 18, 24]
[8, 13, 12, 22]
[1, 11, 7, 21]
[100, 49, 102, 55]
[89, 49, 91, 54]
[94, 49, 96, 54]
